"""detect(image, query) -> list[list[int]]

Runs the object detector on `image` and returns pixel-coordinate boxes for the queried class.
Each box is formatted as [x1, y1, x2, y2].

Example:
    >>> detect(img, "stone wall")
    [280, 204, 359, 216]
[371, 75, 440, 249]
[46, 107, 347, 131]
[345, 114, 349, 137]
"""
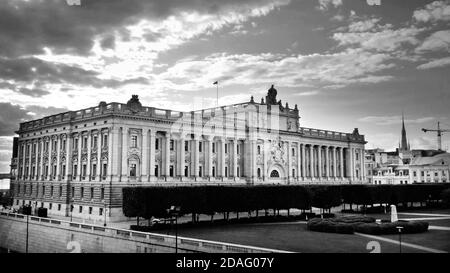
[0, 212, 284, 253]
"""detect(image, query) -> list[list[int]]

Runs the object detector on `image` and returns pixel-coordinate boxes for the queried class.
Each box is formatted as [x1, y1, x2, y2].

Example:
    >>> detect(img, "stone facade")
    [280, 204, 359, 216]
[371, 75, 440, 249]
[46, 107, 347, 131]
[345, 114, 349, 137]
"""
[11, 87, 367, 220]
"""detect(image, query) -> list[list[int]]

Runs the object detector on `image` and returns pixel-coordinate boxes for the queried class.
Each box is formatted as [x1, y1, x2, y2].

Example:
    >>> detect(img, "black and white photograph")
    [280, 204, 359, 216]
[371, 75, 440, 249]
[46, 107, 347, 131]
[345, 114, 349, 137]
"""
[0, 0, 449, 262]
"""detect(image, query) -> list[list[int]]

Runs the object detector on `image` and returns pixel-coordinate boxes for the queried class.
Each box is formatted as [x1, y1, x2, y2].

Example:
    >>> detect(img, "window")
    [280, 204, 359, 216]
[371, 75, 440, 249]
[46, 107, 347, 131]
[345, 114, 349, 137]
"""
[99, 208, 103, 216]
[237, 144, 240, 155]
[257, 146, 261, 155]
[185, 141, 189, 151]
[103, 135, 108, 147]
[62, 165, 66, 176]
[83, 137, 88, 148]
[225, 144, 228, 153]
[58, 204, 61, 211]
[49, 203, 53, 210]
[212, 143, 215, 153]
[184, 166, 188, 177]
[155, 139, 159, 150]
[199, 142, 202, 152]
[59, 186, 63, 197]
[92, 164, 97, 177]
[199, 166, 202, 177]
[81, 187, 84, 198]
[154, 165, 159, 177]
[414, 171, 417, 177]
[212, 166, 216, 177]
[93, 136, 98, 148]
[225, 167, 228, 177]
[79, 206, 83, 213]
[237, 167, 240, 177]
[82, 164, 87, 177]
[89, 207, 93, 215]
[292, 169, 296, 177]
[131, 135, 138, 148]
[74, 138, 79, 149]
[101, 188, 105, 200]
[130, 164, 136, 177]
[257, 168, 261, 178]
[90, 187, 94, 199]
[50, 186, 54, 197]
[170, 139, 174, 151]
[102, 164, 107, 178]
[71, 187, 75, 198]
[169, 165, 174, 177]
[292, 148, 295, 156]
[73, 164, 77, 177]
[42, 186, 45, 197]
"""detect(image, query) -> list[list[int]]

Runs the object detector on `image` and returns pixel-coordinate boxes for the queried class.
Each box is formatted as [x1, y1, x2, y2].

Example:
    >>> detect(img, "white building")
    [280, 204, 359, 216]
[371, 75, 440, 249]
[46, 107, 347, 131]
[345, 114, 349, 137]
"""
[11, 86, 367, 221]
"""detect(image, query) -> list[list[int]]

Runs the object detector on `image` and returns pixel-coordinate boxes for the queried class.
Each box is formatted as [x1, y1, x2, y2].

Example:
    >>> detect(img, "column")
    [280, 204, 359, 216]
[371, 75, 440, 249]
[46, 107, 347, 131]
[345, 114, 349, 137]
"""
[251, 139, 257, 181]
[325, 146, 329, 180]
[56, 135, 61, 180]
[141, 129, 149, 181]
[233, 139, 238, 178]
[333, 147, 337, 179]
[349, 147, 354, 182]
[263, 140, 269, 181]
[301, 144, 305, 180]
[165, 133, 170, 178]
[287, 141, 291, 182]
[27, 141, 32, 180]
[39, 139, 44, 180]
[86, 133, 91, 181]
[297, 143, 301, 181]
[149, 131, 156, 181]
[121, 128, 128, 181]
[110, 127, 120, 181]
[220, 138, 226, 178]
[77, 135, 82, 181]
[48, 136, 53, 180]
[361, 148, 365, 182]
[317, 145, 322, 179]
[193, 135, 200, 178]
[179, 134, 185, 177]
[309, 145, 314, 179]
[340, 147, 344, 179]
[22, 142, 26, 179]
[96, 132, 101, 181]
[65, 133, 72, 181]
[207, 137, 213, 178]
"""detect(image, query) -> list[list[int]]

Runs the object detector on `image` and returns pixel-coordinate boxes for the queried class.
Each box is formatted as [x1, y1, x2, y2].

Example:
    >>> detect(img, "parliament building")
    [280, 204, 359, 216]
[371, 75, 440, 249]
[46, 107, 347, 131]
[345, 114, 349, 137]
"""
[11, 86, 367, 221]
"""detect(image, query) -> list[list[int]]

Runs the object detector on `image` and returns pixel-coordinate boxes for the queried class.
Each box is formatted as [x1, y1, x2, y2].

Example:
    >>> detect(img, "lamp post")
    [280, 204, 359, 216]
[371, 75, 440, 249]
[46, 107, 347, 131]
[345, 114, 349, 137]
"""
[167, 206, 181, 254]
[25, 211, 29, 253]
[70, 204, 74, 222]
[103, 202, 107, 227]
[396, 226, 404, 253]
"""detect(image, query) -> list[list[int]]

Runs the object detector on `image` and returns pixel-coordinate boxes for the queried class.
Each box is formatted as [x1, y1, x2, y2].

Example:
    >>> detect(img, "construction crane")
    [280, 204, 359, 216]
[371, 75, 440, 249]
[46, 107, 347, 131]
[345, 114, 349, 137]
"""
[422, 122, 450, 151]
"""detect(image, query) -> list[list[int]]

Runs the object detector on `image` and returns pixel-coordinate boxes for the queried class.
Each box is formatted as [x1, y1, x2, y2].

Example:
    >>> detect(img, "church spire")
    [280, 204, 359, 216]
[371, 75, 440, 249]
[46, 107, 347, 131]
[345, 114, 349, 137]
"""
[400, 112, 409, 151]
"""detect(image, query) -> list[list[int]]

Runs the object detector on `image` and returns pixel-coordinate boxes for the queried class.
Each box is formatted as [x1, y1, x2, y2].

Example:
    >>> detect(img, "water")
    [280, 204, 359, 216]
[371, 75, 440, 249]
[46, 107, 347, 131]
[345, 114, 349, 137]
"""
[0, 179, 10, 190]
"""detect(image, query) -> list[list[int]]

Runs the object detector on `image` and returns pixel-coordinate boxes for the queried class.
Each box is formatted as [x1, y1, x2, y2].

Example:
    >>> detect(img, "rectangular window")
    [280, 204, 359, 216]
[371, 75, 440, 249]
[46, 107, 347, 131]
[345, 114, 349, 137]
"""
[131, 135, 138, 148]
[154, 165, 159, 177]
[212, 166, 215, 177]
[82, 164, 87, 177]
[199, 142, 202, 152]
[199, 166, 202, 177]
[89, 207, 92, 215]
[93, 136, 98, 148]
[42, 185, 45, 197]
[103, 164, 107, 178]
[103, 135, 108, 147]
[184, 166, 188, 177]
[71, 187, 75, 198]
[169, 165, 174, 177]
[83, 137, 88, 149]
[212, 143, 215, 153]
[170, 139, 174, 151]
[237, 144, 240, 155]
[58, 204, 61, 211]
[79, 206, 83, 213]
[185, 141, 189, 152]
[81, 187, 84, 198]
[101, 188, 105, 200]
[62, 165, 66, 176]
[99, 208, 103, 216]
[130, 164, 136, 177]
[50, 186, 54, 197]
[49, 203, 52, 210]
[59, 186, 63, 197]
[90, 187, 94, 199]
[237, 167, 240, 177]
[155, 139, 159, 150]
[73, 164, 77, 177]
[225, 144, 228, 154]
[225, 166, 228, 177]
[92, 164, 97, 177]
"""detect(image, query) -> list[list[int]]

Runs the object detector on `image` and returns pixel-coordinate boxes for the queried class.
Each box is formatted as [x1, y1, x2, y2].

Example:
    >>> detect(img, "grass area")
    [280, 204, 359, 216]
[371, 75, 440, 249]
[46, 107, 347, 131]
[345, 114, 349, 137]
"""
[156, 222, 428, 253]
[380, 230, 450, 252]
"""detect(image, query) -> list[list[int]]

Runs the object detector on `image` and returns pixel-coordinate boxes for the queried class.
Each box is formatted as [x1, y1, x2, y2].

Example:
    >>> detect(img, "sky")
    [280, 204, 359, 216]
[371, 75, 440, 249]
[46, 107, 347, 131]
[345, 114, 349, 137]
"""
[0, 0, 449, 173]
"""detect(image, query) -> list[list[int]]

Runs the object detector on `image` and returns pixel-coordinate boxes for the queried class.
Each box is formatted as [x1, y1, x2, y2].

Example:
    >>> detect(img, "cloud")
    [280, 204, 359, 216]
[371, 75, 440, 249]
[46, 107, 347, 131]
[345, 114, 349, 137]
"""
[358, 115, 435, 126]
[417, 56, 450, 69]
[293, 90, 321, 96]
[413, 0, 450, 23]
[317, 0, 343, 11]
[157, 49, 395, 91]
[415, 30, 450, 53]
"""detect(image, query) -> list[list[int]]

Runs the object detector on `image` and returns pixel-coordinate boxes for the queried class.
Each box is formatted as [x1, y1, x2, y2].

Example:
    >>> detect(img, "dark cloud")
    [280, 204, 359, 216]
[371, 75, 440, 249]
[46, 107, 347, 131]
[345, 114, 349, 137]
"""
[0, 103, 69, 136]
[0, 0, 275, 58]
[17, 88, 51, 98]
[100, 35, 116, 50]
[0, 102, 31, 136]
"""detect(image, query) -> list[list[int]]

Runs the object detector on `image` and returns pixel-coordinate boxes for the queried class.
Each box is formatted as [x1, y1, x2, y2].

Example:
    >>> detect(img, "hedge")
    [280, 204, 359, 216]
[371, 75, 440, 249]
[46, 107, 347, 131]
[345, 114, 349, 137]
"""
[355, 221, 429, 235]
[306, 216, 376, 234]
[122, 184, 450, 219]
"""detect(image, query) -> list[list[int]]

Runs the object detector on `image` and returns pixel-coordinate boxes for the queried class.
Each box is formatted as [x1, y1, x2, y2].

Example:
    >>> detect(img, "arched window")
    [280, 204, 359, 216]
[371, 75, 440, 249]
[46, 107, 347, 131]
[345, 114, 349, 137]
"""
[257, 168, 261, 178]
[270, 170, 280, 178]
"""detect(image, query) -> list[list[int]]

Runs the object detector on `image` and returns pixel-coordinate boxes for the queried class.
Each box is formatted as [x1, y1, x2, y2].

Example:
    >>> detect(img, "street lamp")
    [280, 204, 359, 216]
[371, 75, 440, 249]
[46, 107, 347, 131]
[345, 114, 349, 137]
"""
[396, 226, 404, 253]
[167, 206, 181, 254]
[70, 204, 74, 222]
[103, 202, 107, 227]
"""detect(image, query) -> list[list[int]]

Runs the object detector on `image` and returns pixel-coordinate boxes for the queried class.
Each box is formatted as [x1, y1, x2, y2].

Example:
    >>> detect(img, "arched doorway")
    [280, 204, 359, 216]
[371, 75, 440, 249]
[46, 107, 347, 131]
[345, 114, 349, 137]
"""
[270, 170, 280, 178]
